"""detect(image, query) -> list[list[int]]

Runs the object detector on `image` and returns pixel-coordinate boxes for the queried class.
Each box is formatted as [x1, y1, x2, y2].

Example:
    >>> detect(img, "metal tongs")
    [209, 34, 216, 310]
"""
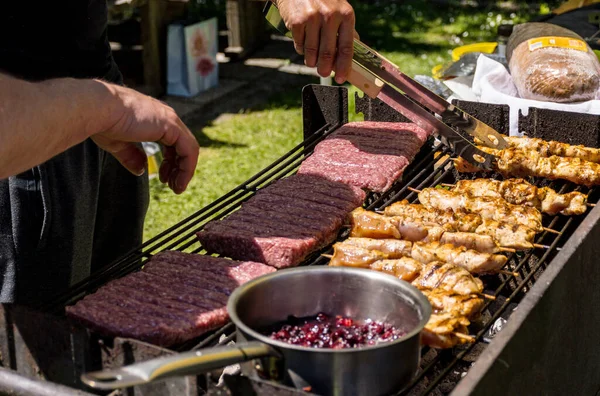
[264, 2, 508, 170]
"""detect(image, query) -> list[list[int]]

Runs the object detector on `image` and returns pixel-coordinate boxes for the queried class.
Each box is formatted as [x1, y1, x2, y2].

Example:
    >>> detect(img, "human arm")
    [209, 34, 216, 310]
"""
[273, 0, 356, 84]
[0, 73, 199, 193]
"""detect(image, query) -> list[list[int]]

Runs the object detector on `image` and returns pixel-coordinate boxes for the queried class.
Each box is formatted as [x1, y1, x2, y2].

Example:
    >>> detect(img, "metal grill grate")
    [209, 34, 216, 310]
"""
[39, 85, 600, 395]
[40, 121, 343, 313]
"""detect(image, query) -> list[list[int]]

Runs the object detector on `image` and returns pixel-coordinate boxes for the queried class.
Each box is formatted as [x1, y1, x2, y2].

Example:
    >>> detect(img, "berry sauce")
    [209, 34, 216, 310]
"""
[262, 313, 406, 349]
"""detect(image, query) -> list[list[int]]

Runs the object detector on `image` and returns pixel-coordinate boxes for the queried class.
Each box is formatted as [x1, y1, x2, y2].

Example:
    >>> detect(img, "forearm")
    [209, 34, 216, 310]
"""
[0, 73, 116, 179]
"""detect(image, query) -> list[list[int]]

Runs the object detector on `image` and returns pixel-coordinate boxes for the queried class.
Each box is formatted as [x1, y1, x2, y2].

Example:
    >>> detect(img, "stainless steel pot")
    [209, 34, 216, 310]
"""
[81, 266, 431, 396]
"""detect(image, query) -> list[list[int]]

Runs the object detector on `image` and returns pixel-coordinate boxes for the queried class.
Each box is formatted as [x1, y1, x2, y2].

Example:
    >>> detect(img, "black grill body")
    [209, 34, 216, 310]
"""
[0, 85, 598, 396]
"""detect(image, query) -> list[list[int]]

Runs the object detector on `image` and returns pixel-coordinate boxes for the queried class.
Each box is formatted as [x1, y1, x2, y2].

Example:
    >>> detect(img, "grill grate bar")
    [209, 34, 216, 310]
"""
[41, 122, 340, 312]
[420, 210, 575, 395]
[42, 103, 598, 395]
[399, 179, 591, 395]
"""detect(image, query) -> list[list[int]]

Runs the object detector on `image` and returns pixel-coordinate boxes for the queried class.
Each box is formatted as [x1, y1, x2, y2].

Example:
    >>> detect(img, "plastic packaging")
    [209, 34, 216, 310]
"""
[506, 22, 600, 103]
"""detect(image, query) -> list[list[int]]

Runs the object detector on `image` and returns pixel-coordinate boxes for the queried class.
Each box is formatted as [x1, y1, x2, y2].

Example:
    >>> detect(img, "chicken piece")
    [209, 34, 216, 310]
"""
[383, 201, 482, 232]
[475, 219, 537, 250]
[452, 178, 588, 216]
[420, 289, 485, 320]
[348, 208, 446, 242]
[349, 208, 401, 239]
[329, 244, 389, 268]
[343, 237, 412, 258]
[439, 232, 501, 254]
[412, 262, 484, 295]
[421, 313, 473, 349]
[411, 242, 507, 274]
[417, 188, 543, 232]
[370, 257, 422, 282]
[456, 147, 600, 187]
[383, 201, 536, 250]
[538, 188, 588, 216]
[490, 136, 600, 164]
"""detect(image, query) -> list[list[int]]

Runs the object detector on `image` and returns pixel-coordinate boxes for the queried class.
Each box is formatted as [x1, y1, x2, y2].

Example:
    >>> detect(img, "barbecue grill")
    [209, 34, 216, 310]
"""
[1, 84, 600, 396]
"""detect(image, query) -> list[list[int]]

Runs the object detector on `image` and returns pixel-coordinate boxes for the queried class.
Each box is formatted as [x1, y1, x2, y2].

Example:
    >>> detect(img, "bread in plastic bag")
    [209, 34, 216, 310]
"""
[506, 22, 600, 103]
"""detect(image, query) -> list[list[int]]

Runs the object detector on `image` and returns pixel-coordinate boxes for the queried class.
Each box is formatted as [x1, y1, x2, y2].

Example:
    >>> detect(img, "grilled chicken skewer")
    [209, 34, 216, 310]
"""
[327, 241, 484, 349]
[413, 187, 544, 232]
[455, 147, 600, 187]
[420, 289, 484, 320]
[327, 243, 486, 295]
[382, 200, 483, 232]
[476, 136, 600, 164]
[422, 312, 475, 349]
[330, 239, 508, 275]
[382, 201, 539, 250]
[349, 208, 515, 253]
[444, 178, 588, 216]
[370, 256, 481, 348]
[349, 207, 447, 242]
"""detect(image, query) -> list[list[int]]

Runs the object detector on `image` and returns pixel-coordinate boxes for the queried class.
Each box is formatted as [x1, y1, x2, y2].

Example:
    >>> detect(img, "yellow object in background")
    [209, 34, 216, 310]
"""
[142, 142, 163, 180]
[553, 0, 600, 15]
[451, 42, 498, 61]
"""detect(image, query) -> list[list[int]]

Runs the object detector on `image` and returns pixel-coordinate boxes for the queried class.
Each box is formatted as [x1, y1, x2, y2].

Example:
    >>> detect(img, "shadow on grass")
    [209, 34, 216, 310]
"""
[193, 130, 248, 149]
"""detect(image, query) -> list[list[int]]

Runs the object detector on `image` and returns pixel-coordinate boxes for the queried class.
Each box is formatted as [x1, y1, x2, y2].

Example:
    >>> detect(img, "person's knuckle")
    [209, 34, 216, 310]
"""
[306, 8, 319, 22]
[304, 46, 319, 56]
[338, 45, 353, 57]
[288, 18, 304, 30]
[319, 50, 335, 61]
[321, 8, 337, 23]
[340, 5, 354, 20]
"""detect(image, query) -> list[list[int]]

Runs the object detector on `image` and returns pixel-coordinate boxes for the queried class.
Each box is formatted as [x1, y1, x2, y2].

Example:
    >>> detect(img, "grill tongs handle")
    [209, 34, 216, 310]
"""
[263, 2, 507, 171]
[80, 341, 276, 390]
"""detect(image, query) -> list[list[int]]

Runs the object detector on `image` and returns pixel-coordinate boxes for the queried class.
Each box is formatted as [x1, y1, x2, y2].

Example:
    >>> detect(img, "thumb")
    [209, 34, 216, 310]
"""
[110, 143, 148, 176]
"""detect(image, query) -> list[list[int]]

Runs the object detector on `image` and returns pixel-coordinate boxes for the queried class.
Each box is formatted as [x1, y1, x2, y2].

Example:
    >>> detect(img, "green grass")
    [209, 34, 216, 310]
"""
[144, 96, 305, 239]
[144, 0, 557, 239]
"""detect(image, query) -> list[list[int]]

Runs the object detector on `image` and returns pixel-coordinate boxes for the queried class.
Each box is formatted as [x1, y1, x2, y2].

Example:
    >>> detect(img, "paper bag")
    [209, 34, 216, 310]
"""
[167, 17, 219, 97]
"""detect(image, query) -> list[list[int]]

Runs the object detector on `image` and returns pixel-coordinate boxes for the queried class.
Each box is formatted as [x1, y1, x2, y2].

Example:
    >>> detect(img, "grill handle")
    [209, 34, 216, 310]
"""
[80, 341, 276, 390]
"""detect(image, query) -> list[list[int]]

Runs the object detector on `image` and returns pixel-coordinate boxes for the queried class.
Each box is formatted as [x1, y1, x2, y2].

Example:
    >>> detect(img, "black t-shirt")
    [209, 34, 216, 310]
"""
[0, 1, 122, 83]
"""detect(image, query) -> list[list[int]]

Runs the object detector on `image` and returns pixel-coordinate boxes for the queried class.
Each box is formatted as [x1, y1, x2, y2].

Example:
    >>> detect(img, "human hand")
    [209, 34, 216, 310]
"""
[92, 84, 199, 194]
[275, 0, 356, 84]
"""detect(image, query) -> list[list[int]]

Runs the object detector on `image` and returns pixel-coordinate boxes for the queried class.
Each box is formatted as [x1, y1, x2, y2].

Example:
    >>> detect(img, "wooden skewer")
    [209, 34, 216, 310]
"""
[407, 187, 422, 194]
[543, 227, 561, 235]
[453, 332, 476, 343]
[480, 293, 496, 300]
[498, 247, 516, 253]
[533, 243, 551, 249]
[322, 254, 333, 259]
[498, 270, 519, 277]
[589, 203, 597, 207]
[441, 183, 455, 188]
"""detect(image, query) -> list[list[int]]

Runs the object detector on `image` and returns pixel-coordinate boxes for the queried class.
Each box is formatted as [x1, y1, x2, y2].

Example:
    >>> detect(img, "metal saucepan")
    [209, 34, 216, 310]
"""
[80, 266, 431, 396]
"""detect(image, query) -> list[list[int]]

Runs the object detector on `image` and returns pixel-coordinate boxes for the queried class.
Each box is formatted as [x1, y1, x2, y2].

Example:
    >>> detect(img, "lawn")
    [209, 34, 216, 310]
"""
[143, 0, 556, 240]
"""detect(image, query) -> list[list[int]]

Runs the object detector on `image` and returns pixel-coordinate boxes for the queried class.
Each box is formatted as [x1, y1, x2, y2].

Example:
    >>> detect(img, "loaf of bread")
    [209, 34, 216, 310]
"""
[506, 22, 600, 103]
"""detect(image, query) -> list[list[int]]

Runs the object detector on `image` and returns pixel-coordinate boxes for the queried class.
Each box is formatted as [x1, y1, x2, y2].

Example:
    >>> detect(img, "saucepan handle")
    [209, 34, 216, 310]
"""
[80, 341, 276, 390]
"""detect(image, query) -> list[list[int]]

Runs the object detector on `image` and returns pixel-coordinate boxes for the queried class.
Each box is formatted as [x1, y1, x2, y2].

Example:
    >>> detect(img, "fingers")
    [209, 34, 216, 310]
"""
[159, 119, 199, 194]
[334, 17, 355, 84]
[317, 12, 340, 78]
[159, 146, 176, 184]
[110, 143, 148, 177]
[291, 23, 306, 55]
[304, 18, 320, 67]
